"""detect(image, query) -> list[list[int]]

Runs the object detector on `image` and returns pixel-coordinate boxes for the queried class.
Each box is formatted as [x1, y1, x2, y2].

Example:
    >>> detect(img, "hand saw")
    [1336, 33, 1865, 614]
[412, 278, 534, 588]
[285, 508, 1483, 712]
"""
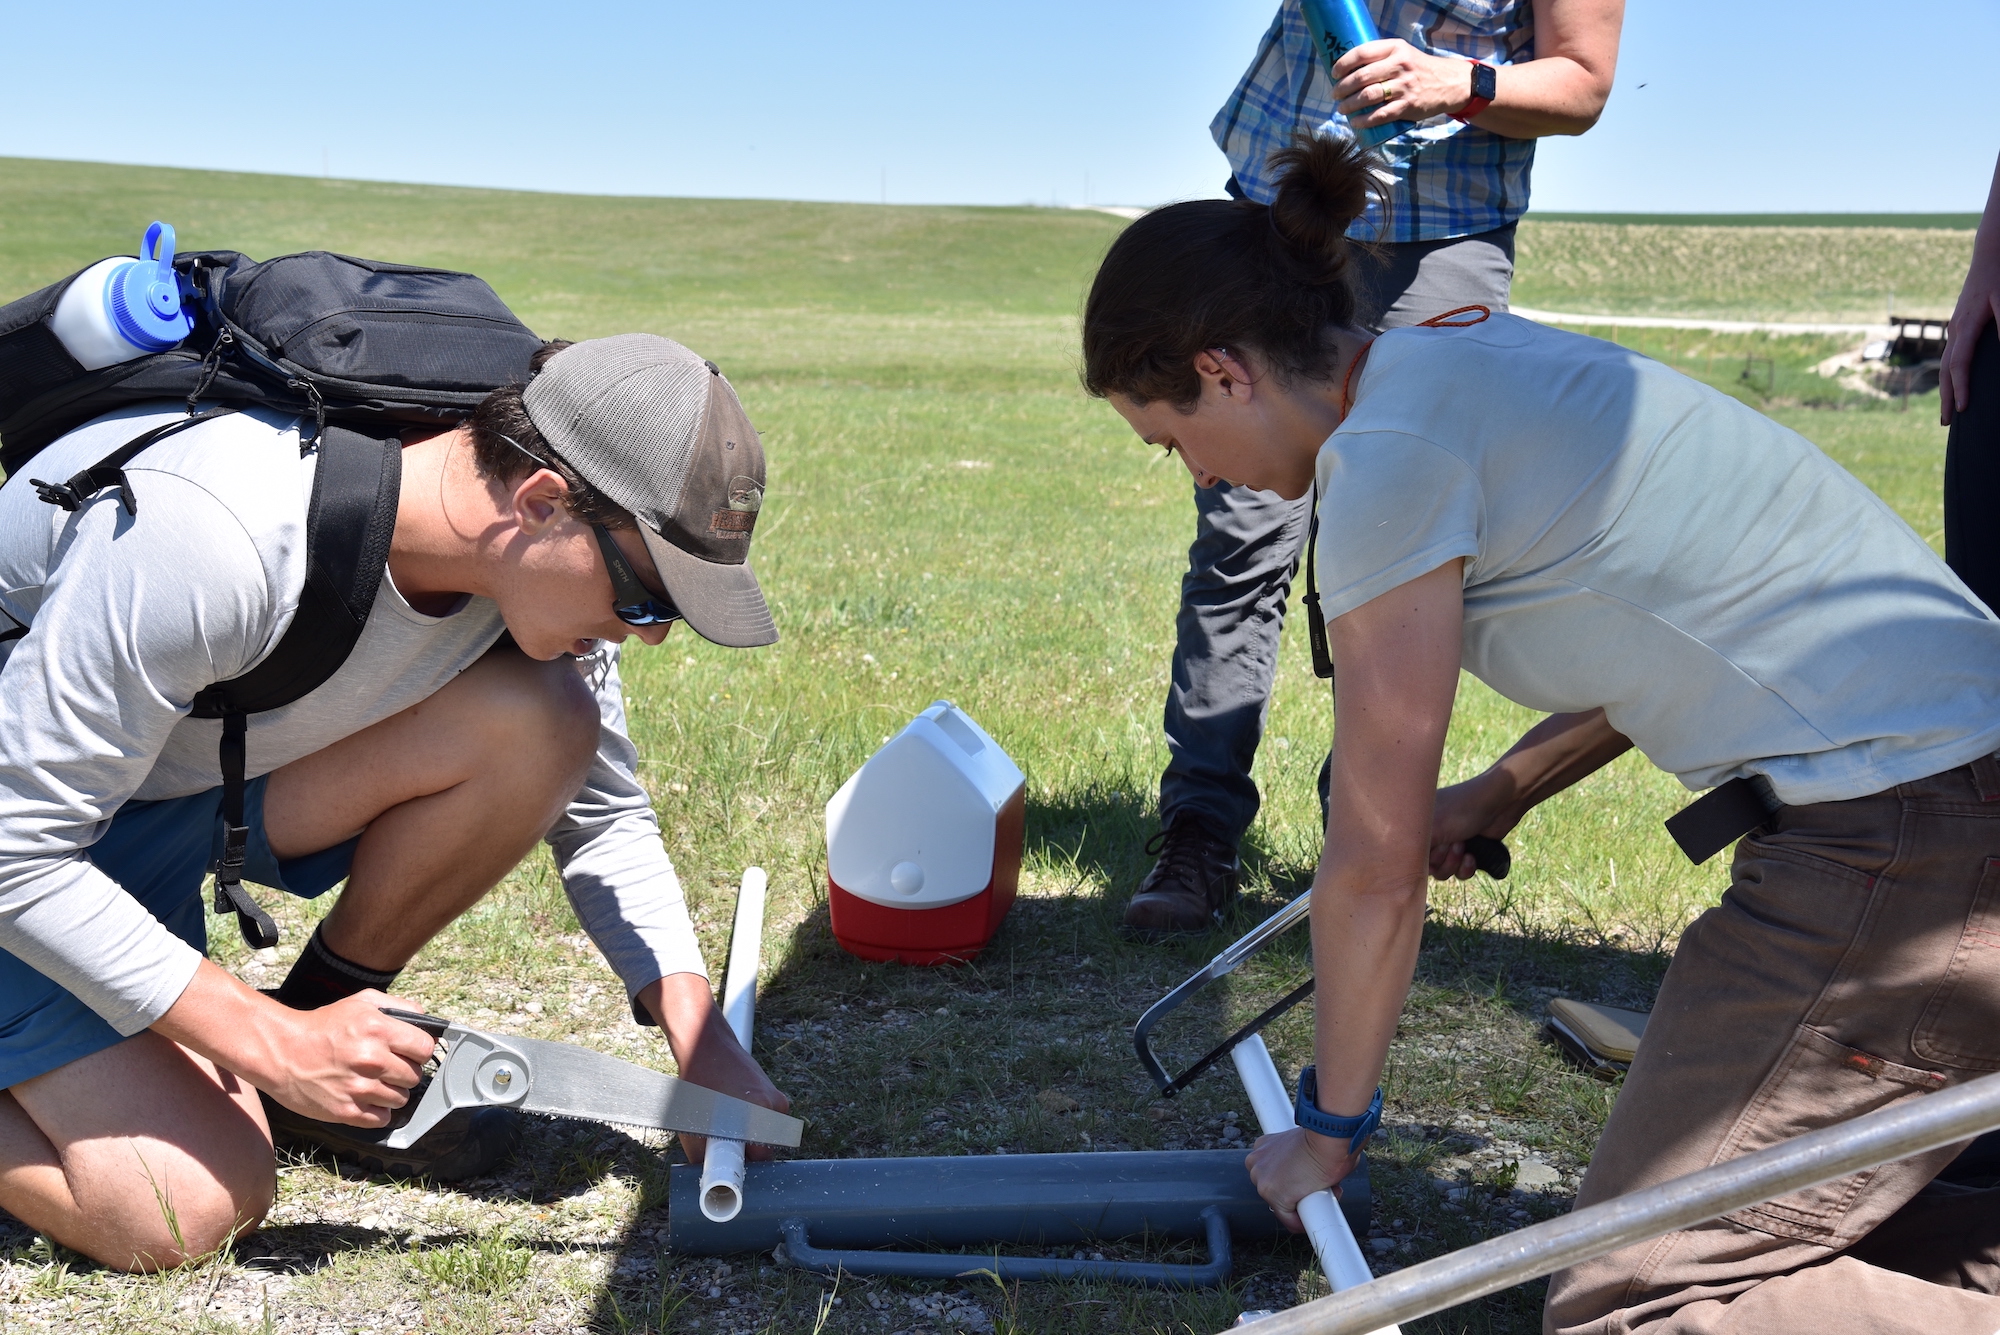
[1133, 835, 1509, 1097]
[377, 1009, 803, 1152]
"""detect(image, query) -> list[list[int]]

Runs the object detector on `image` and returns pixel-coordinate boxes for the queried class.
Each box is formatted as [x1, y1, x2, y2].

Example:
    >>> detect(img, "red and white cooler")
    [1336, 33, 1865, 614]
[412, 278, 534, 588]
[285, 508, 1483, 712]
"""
[825, 701, 1025, 965]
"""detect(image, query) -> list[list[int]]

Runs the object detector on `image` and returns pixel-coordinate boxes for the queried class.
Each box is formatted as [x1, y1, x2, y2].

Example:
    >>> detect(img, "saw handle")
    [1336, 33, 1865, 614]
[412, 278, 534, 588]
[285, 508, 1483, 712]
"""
[1463, 835, 1511, 880]
[379, 1006, 452, 1038]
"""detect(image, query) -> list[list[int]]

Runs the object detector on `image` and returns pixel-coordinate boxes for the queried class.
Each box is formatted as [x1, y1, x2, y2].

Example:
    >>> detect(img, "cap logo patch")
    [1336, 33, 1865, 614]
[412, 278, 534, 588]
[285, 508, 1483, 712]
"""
[711, 509, 756, 536]
[727, 477, 764, 512]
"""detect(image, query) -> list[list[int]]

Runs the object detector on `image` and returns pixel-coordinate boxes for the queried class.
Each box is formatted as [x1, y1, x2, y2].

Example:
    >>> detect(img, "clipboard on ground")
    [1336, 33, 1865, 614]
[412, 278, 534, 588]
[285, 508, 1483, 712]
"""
[1545, 998, 1650, 1078]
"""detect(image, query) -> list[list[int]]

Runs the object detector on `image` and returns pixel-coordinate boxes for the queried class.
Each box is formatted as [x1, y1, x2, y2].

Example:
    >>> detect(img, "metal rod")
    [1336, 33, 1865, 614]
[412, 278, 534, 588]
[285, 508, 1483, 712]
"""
[1230, 1069, 2000, 1335]
[1233, 1036, 1402, 1335]
[699, 866, 768, 1224]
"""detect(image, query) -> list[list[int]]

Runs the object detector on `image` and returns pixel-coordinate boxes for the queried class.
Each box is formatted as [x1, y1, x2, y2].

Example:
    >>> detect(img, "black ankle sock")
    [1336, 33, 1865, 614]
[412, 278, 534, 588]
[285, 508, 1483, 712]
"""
[273, 925, 400, 1010]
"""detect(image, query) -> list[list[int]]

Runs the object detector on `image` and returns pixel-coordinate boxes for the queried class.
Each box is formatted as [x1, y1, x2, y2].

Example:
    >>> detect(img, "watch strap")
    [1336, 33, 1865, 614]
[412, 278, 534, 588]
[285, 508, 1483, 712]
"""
[1294, 1067, 1383, 1150]
[1453, 61, 1496, 122]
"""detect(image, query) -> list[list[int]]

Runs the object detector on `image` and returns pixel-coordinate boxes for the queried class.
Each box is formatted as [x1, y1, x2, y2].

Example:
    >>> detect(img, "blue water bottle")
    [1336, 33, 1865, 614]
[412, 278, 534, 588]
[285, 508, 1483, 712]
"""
[1298, 0, 1420, 150]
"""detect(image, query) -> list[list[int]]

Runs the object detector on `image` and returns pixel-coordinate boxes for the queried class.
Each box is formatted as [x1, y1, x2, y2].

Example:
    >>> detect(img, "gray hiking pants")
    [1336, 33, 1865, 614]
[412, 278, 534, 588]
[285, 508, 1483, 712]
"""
[1159, 223, 1517, 843]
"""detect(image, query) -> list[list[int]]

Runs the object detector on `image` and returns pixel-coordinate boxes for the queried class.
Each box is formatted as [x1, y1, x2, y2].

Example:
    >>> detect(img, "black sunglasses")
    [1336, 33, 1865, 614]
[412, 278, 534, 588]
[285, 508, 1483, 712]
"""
[591, 524, 681, 627]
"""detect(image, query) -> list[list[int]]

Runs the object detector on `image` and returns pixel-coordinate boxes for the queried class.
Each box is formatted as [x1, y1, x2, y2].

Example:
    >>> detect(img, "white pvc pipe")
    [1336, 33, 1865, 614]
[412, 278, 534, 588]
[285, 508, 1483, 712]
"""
[699, 867, 768, 1223]
[1232, 1035, 1401, 1334]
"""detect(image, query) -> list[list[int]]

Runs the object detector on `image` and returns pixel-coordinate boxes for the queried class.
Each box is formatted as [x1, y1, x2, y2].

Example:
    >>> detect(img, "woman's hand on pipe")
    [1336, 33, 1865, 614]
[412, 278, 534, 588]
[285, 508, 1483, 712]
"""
[1246, 1126, 1361, 1232]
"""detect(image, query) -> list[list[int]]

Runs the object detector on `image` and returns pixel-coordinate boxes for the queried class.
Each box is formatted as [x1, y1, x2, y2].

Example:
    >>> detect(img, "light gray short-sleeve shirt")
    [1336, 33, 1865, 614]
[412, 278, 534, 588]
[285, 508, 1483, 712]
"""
[1312, 314, 2000, 806]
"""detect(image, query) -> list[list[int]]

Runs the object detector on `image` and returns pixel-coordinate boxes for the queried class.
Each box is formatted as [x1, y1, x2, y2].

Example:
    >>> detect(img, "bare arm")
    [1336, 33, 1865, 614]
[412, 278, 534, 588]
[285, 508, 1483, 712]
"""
[1334, 0, 1623, 140]
[1246, 559, 1465, 1225]
[640, 972, 790, 1164]
[1428, 707, 1632, 878]
[152, 960, 433, 1125]
[1943, 152, 2000, 425]
[154, 961, 788, 1148]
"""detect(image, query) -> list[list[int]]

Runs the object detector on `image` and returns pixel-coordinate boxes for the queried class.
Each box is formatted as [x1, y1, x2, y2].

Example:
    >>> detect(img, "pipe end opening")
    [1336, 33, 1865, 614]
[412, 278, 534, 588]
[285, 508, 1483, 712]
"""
[701, 1183, 744, 1223]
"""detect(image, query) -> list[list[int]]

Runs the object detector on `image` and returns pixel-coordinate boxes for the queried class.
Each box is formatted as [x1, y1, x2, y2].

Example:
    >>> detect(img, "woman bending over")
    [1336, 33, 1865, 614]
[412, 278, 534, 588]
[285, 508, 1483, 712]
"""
[1082, 135, 2000, 1333]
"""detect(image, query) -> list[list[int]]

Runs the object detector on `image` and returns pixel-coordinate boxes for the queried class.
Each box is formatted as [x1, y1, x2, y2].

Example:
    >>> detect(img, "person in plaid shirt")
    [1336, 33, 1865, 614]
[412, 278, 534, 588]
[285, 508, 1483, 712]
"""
[1126, 0, 1622, 934]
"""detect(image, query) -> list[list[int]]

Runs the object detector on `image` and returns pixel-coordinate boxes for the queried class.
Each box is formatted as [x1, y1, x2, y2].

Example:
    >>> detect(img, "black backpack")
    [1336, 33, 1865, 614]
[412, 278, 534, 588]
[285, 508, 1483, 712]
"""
[0, 246, 545, 946]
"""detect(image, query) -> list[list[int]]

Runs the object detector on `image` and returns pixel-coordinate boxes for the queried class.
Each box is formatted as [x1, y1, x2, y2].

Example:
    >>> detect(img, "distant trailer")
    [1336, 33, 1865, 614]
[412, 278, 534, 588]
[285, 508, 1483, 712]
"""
[1886, 314, 1948, 363]
[1875, 315, 1946, 403]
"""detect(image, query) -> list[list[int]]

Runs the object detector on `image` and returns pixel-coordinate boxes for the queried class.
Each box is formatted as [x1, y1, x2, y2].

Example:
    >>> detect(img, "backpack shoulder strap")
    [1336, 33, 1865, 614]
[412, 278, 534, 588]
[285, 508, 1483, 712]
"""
[188, 424, 402, 947]
[27, 407, 236, 516]
[193, 425, 402, 715]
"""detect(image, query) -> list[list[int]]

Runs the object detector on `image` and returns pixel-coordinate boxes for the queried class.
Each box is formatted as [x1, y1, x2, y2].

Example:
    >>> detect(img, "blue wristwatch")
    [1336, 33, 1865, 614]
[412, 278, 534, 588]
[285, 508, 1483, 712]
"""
[1294, 1067, 1383, 1151]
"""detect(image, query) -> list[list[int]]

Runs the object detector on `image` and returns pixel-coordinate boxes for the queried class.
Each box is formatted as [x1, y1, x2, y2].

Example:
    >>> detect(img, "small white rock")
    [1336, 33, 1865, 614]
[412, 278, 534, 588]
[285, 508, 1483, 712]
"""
[1514, 1159, 1563, 1190]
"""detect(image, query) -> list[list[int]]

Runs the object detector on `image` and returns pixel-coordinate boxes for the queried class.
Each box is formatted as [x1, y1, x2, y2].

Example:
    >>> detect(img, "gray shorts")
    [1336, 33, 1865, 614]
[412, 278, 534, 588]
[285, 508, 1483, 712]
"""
[1352, 223, 1517, 332]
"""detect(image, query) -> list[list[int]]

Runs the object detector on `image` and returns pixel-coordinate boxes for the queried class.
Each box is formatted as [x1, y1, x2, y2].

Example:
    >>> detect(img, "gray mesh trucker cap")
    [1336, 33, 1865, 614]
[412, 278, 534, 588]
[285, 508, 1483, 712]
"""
[523, 334, 776, 648]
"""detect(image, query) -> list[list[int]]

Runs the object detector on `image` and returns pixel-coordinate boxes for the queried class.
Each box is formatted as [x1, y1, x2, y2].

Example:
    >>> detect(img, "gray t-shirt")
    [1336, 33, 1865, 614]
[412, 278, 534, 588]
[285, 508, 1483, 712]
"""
[0, 406, 706, 1037]
[1314, 314, 2000, 806]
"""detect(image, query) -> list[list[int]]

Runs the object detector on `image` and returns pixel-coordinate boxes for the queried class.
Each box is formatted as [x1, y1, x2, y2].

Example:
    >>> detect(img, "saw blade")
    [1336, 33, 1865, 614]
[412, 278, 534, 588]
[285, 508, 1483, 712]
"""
[504, 1036, 803, 1148]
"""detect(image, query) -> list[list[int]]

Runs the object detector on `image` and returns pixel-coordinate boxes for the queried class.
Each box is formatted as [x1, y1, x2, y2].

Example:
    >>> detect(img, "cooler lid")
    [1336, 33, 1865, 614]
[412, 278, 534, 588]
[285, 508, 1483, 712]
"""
[825, 702, 1025, 909]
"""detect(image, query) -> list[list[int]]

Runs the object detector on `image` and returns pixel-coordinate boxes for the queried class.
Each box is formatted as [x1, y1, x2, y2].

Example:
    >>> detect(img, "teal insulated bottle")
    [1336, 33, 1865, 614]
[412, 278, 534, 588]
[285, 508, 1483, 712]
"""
[1298, 0, 1420, 150]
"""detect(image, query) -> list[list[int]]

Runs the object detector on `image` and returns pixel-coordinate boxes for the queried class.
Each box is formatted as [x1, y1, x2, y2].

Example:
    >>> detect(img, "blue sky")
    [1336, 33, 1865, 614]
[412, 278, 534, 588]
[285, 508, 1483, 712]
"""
[4, 0, 1995, 213]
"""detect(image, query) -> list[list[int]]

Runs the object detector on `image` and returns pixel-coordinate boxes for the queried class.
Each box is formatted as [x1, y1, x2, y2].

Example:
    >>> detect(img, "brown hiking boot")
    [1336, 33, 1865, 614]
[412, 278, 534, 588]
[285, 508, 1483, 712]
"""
[1122, 814, 1240, 936]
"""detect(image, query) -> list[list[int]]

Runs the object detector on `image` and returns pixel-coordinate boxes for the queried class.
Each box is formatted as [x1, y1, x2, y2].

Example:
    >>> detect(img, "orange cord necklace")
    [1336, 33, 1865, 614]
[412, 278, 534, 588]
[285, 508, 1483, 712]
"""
[1338, 303, 1492, 422]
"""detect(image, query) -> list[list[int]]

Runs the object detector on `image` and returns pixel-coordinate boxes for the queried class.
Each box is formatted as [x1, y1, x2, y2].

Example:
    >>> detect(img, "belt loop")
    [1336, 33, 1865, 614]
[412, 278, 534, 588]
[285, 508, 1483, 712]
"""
[1971, 753, 2000, 803]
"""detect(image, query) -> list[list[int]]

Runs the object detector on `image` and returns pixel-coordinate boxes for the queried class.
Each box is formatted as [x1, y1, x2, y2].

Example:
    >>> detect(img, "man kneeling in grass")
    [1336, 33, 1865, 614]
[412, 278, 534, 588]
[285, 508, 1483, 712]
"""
[0, 335, 787, 1270]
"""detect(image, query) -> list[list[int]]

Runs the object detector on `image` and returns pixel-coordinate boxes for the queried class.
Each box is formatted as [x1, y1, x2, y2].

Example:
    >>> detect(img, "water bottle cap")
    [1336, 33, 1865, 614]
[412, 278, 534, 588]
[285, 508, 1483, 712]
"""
[104, 221, 193, 353]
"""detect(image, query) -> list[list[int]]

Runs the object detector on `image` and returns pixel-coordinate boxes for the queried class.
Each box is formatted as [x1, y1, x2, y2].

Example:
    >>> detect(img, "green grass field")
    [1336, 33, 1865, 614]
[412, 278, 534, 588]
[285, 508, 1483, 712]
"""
[1512, 221, 1973, 322]
[1527, 211, 1982, 231]
[0, 157, 1965, 1334]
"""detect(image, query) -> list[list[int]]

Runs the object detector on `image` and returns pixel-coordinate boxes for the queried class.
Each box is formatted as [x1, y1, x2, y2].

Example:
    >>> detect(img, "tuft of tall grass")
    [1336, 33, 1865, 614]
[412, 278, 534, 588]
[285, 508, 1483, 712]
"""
[410, 1234, 532, 1296]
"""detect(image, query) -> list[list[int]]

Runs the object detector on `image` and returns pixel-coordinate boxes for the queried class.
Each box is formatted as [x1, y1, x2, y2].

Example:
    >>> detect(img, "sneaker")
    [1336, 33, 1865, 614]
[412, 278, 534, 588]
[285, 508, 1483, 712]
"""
[1123, 813, 1241, 936]
[261, 1080, 523, 1182]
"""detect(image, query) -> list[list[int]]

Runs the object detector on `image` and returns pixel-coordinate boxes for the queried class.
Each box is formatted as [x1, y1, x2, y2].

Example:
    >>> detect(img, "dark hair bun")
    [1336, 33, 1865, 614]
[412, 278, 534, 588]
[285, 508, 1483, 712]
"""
[1079, 131, 1385, 407]
[1267, 133, 1380, 285]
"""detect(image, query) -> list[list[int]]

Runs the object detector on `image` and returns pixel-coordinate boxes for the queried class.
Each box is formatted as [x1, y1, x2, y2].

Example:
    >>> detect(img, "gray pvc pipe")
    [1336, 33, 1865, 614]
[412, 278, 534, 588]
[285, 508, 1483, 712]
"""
[1234, 1069, 2000, 1334]
[669, 1149, 1370, 1286]
[780, 1206, 1234, 1288]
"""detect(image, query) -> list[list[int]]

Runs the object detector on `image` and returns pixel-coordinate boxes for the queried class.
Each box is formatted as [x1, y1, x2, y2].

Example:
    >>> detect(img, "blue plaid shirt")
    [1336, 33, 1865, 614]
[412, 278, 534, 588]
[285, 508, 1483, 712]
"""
[1212, 0, 1536, 243]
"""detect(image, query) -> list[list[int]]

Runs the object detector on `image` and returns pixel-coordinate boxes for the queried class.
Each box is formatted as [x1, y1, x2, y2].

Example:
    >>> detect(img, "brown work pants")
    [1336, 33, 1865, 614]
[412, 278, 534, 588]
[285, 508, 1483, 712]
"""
[1547, 757, 2000, 1334]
